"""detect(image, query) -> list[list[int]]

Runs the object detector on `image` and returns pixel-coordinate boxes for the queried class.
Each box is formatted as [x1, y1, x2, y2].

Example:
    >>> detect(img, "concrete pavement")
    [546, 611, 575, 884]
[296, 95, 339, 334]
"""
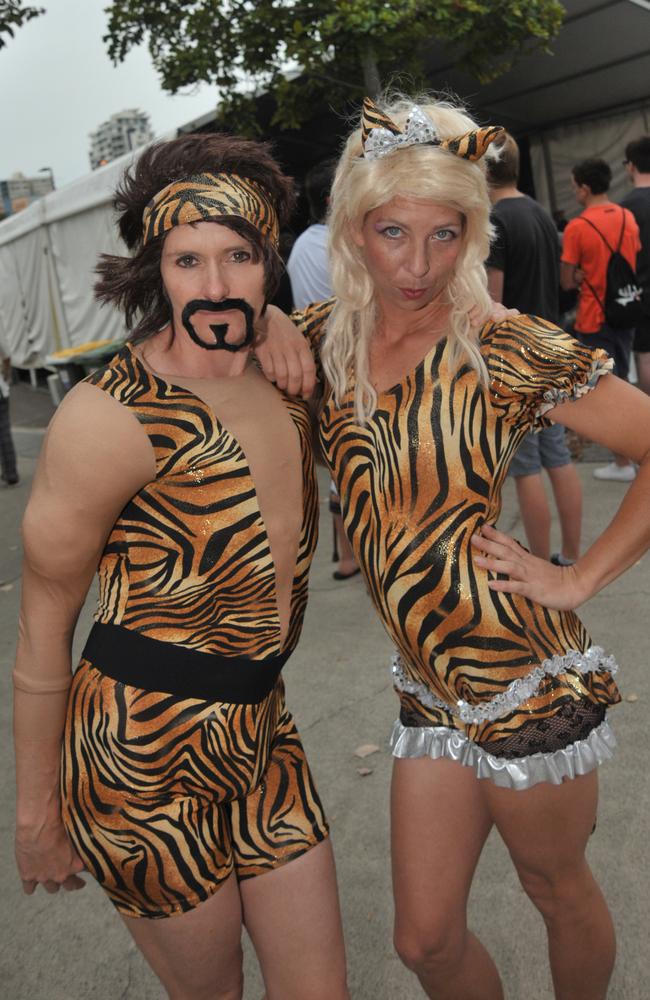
[1, 384, 648, 999]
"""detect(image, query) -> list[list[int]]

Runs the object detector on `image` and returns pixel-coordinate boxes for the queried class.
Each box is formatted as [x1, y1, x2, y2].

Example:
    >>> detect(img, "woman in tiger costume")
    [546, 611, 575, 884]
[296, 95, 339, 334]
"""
[13, 134, 348, 1000]
[268, 96, 650, 999]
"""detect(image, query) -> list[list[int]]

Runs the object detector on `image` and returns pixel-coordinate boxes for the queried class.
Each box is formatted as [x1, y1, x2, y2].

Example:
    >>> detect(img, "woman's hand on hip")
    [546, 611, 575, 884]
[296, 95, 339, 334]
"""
[16, 819, 86, 895]
[471, 524, 587, 611]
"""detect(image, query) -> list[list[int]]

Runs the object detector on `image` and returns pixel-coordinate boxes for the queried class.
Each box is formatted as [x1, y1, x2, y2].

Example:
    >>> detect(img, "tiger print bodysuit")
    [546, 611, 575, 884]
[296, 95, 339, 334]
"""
[60, 343, 327, 919]
[303, 302, 621, 790]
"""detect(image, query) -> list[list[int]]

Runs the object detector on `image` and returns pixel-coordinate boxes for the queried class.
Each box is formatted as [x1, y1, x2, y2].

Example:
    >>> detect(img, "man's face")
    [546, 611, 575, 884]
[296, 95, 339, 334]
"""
[161, 220, 265, 350]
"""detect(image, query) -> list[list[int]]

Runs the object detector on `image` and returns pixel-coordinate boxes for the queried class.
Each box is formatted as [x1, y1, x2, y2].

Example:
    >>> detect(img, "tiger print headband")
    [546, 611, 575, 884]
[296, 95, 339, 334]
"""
[360, 97, 504, 163]
[142, 172, 280, 248]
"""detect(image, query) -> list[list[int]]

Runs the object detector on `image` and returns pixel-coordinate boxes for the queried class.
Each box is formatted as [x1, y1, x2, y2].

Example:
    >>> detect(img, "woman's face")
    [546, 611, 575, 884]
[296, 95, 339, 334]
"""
[353, 196, 464, 312]
[160, 220, 265, 347]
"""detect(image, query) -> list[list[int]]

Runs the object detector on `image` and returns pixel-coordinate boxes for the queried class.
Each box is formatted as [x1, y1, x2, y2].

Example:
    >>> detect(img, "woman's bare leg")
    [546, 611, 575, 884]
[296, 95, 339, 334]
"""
[391, 757, 503, 1000]
[241, 839, 349, 1000]
[514, 473, 551, 559]
[546, 463, 582, 561]
[485, 770, 615, 1000]
[121, 872, 245, 1000]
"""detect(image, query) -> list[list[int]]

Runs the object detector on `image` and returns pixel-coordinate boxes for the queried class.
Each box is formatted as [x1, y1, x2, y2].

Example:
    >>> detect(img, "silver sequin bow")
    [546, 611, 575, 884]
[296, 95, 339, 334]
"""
[363, 105, 439, 161]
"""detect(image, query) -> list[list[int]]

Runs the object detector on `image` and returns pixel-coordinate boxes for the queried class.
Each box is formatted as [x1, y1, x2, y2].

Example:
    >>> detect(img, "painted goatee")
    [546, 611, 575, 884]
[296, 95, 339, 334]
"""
[180, 298, 255, 352]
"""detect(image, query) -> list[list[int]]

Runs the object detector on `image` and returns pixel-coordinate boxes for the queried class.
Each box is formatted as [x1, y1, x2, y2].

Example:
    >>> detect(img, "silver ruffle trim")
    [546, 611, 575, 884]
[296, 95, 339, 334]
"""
[391, 646, 618, 725]
[390, 718, 616, 790]
[536, 355, 613, 420]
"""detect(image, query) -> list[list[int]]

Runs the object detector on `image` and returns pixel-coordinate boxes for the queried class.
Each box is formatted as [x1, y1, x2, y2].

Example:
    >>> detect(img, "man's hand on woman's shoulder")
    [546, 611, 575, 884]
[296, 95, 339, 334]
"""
[254, 305, 317, 399]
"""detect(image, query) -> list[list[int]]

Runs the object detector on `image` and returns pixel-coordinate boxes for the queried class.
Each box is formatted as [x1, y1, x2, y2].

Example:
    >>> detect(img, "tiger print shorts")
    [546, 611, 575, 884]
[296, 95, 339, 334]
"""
[61, 660, 328, 919]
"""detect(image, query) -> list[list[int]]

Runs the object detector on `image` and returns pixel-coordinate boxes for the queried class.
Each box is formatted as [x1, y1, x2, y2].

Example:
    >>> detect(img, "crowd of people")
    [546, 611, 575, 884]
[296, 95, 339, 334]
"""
[9, 94, 650, 1000]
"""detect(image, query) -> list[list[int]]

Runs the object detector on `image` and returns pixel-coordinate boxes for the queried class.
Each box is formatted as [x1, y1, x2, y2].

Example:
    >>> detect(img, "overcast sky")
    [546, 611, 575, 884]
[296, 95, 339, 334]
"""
[0, 0, 220, 189]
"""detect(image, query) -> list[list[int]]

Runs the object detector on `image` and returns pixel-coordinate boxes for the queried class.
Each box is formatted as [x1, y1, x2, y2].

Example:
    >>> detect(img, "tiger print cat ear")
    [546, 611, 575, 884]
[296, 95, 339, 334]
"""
[360, 97, 403, 145]
[360, 97, 504, 163]
[439, 126, 505, 162]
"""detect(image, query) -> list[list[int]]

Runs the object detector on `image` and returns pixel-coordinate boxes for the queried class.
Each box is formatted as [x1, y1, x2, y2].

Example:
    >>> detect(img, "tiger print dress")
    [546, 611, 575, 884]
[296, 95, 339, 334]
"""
[60, 344, 327, 919]
[303, 302, 621, 790]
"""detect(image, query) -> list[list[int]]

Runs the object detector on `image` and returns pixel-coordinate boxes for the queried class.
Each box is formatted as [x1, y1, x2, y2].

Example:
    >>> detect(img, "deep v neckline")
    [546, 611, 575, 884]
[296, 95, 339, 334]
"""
[127, 343, 303, 654]
[370, 336, 448, 399]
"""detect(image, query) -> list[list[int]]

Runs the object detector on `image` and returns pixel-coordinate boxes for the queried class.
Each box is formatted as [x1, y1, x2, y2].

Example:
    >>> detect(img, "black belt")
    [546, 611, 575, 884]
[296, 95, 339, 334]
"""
[82, 622, 290, 704]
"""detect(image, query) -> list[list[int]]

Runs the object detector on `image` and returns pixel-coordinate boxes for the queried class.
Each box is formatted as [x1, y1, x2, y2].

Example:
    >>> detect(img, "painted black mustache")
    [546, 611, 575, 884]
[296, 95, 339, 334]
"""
[180, 298, 255, 352]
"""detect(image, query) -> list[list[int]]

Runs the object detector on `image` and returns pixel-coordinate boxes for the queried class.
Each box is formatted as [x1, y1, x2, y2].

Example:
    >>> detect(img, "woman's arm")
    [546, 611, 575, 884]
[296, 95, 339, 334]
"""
[14, 384, 156, 896]
[471, 375, 650, 609]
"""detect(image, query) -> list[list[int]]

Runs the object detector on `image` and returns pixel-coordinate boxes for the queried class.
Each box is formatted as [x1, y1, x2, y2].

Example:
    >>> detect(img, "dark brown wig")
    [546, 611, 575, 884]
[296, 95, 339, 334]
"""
[94, 133, 296, 341]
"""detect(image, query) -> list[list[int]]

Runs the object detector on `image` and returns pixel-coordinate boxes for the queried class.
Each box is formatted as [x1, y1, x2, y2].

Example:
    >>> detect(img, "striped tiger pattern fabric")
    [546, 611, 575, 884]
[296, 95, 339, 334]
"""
[142, 172, 279, 248]
[361, 96, 402, 144]
[60, 343, 326, 918]
[303, 305, 621, 754]
[439, 125, 504, 161]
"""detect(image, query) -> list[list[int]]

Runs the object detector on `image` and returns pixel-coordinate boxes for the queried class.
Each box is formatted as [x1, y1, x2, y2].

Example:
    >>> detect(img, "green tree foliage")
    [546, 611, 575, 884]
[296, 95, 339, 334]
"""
[0, 0, 44, 49]
[104, 1, 565, 131]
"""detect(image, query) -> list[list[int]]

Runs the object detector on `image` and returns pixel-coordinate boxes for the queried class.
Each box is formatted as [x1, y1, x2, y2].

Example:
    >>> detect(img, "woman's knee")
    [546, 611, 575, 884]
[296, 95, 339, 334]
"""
[394, 917, 466, 976]
[517, 862, 595, 924]
[167, 971, 244, 1000]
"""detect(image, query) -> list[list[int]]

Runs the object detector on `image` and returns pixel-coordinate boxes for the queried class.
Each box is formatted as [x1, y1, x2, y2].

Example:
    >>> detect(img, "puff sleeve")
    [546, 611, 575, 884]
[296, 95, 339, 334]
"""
[480, 314, 613, 431]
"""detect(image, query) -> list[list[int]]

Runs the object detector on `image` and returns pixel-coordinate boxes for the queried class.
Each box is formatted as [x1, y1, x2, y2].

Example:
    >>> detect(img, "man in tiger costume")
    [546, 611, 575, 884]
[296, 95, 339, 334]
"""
[13, 134, 348, 1000]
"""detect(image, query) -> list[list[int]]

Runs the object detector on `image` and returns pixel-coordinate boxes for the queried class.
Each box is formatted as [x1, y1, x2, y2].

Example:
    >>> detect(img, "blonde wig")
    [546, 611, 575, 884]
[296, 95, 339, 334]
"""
[323, 95, 498, 423]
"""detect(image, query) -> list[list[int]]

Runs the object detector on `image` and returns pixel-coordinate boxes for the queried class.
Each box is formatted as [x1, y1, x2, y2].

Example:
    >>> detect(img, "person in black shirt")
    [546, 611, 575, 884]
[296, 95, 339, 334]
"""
[621, 136, 650, 395]
[486, 133, 582, 566]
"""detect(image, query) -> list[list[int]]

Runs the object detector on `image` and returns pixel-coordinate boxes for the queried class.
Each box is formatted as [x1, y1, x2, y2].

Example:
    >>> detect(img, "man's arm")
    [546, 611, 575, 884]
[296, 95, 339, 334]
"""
[14, 384, 155, 896]
[254, 304, 317, 399]
[560, 261, 580, 291]
[560, 220, 583, 291]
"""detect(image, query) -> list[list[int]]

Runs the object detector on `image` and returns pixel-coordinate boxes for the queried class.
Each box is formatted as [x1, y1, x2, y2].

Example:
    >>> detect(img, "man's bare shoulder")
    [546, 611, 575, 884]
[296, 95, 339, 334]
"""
[34, 382, 156, 510]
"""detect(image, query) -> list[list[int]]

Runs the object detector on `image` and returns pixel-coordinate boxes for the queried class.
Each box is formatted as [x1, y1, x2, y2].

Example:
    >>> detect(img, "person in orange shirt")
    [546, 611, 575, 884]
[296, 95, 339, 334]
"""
[561, 157, 641, 481]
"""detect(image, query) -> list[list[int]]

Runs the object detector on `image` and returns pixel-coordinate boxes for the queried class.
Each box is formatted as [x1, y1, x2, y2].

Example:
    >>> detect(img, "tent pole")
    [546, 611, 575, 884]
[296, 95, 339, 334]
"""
[42, 225, 67, 354]
[540, 134, 558, 216]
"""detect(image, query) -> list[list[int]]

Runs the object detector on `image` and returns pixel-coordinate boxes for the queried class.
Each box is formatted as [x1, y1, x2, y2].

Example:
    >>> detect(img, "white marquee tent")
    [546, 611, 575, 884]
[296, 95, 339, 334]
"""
[0, 150, 138, 369]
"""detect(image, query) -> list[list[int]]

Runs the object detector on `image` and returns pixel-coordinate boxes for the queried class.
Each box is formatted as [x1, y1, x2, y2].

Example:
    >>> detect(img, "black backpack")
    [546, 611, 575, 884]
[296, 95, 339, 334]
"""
[579, 210, 643, 328]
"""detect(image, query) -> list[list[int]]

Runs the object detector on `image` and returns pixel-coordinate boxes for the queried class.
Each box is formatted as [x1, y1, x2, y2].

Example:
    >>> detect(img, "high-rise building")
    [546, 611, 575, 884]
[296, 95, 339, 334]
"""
[0, 172, 54, 218]
[89, 109, 154, 170]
